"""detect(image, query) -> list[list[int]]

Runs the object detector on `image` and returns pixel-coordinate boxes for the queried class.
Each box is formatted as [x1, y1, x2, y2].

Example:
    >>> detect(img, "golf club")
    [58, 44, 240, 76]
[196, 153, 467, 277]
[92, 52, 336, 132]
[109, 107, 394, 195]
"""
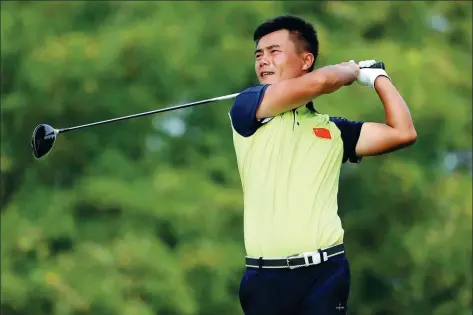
[31, 62, 385, 160]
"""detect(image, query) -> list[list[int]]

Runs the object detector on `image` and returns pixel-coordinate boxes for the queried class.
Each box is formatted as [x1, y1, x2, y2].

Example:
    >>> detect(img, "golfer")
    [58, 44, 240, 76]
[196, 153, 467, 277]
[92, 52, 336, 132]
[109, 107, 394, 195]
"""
[229, 15, 417, 315]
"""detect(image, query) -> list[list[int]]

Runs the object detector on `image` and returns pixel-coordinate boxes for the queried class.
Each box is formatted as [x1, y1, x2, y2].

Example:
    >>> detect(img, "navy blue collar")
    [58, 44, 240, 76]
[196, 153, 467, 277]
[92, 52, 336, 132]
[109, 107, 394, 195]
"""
[306, 101, 317, 113]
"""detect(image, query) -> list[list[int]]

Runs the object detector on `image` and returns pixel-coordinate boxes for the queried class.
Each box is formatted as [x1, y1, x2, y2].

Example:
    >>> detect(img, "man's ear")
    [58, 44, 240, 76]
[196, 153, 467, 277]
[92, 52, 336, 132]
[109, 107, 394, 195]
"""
[301, 53, 315, 71]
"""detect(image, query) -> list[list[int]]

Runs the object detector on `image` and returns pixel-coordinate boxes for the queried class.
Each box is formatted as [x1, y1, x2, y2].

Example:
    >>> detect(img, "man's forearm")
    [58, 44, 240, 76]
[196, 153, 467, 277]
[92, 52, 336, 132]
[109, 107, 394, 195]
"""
[374, 76, 417, 138]
[315, 65, 358, 94]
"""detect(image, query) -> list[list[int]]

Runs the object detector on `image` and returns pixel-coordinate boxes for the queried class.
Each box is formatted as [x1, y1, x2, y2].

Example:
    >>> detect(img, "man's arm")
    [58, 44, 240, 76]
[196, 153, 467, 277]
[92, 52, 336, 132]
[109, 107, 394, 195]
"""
[355, 76, 417, 156]
[256, 62, 360, 120]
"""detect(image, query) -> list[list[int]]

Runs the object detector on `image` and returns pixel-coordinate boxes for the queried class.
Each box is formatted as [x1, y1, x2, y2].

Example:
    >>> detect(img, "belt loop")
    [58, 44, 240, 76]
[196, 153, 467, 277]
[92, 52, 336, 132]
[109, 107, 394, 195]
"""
[318, 249, 328, 262]
[258, 257, 263, 269]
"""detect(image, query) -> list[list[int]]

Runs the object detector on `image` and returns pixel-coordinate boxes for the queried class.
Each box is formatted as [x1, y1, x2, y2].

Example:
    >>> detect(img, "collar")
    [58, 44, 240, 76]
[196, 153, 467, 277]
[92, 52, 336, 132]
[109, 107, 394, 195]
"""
[305, 101, 317, 113]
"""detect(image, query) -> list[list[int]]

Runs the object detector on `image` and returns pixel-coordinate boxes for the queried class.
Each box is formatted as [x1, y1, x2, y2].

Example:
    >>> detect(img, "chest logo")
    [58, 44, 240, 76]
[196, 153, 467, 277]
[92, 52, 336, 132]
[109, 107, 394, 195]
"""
[313, 128, 331, 139]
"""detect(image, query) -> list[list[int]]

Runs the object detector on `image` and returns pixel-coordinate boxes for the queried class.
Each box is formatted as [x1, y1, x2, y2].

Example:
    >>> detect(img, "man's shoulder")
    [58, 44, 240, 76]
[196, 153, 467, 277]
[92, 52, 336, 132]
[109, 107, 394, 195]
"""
[238, 84, 270, 95]
[328, 115, 364, 130]
[232, 84, 271, 107]
[327, 115, 365, 164]
[229, 84, 271, 138]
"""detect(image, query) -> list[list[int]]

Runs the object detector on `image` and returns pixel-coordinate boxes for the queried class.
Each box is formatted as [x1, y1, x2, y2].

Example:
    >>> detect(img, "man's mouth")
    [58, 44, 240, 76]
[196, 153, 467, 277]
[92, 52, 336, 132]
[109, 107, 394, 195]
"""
[261, 71, 275, 77]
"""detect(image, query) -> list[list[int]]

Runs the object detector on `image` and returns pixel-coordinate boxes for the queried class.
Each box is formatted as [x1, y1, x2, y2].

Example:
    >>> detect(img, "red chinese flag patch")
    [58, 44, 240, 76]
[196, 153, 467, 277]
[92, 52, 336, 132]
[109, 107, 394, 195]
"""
[313, 128, 331, 139]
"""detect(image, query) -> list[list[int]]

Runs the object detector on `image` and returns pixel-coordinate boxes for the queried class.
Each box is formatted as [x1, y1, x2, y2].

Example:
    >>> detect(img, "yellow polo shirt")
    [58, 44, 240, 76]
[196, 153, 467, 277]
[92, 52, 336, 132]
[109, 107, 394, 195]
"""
[229, 84, 364, 258]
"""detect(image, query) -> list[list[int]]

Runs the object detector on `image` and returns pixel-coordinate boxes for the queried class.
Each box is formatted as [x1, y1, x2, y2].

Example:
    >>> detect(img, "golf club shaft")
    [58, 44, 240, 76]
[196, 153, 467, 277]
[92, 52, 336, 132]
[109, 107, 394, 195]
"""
[58, 93, 240, 134]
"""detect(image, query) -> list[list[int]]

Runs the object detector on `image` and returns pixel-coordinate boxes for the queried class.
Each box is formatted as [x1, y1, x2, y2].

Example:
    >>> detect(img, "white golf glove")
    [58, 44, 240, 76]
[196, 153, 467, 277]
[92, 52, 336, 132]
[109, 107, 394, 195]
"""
[356, 59, 391, 88]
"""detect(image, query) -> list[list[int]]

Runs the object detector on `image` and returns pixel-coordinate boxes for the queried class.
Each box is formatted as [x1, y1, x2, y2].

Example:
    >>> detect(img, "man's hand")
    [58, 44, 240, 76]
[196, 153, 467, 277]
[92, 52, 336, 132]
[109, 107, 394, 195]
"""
[358, 59, 377, 68]
[339, 60, 360, 86]
[356, 59, 391, 88]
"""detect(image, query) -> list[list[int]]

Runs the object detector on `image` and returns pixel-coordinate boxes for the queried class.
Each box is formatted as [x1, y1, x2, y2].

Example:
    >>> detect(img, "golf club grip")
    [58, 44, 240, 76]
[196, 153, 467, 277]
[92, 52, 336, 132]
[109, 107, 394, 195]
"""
[361, 62, 385, 70]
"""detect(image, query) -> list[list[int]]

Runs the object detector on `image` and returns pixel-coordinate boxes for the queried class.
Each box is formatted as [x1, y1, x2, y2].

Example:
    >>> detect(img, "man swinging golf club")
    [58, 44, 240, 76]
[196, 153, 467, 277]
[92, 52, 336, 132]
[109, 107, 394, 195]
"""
[229, 15, 417, 315]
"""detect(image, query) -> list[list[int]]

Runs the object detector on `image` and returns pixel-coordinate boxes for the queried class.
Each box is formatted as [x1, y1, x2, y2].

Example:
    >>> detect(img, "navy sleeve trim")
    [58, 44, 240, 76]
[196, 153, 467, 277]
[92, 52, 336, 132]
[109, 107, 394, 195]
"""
[330, 117, 364, 164]
[229, 84, 270, 137]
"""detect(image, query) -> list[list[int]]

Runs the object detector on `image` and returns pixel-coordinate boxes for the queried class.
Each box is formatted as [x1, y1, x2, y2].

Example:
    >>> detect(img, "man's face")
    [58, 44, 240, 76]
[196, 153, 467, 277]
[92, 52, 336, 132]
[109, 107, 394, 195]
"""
[254, 29, 312, 84]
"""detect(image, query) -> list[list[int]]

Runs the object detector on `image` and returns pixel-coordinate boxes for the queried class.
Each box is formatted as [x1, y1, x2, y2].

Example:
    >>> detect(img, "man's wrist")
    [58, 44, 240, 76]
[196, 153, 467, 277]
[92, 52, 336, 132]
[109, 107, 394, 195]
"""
[374, 75, 392, 90]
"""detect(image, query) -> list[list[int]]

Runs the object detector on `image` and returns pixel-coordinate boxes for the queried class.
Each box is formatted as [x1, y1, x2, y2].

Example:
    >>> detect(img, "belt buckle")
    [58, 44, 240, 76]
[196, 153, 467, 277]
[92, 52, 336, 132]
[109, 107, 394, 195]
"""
[287, 251, 325, 269]
[303, 251, 321, 266]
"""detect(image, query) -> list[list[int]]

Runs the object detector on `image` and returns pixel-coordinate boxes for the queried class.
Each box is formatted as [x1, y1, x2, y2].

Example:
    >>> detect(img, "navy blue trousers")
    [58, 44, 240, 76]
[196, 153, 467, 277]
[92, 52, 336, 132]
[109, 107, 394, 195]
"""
[239, 254, 350, 315]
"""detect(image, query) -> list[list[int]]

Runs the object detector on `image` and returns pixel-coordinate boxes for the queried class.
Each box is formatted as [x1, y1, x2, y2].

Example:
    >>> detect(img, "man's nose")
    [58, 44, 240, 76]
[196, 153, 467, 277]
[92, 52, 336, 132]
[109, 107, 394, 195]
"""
[258, 57, 270, 67]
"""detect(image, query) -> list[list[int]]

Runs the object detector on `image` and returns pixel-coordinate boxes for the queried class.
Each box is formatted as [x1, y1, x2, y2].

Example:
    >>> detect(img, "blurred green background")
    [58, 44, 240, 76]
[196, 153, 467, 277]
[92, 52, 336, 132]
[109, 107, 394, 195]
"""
[1, 1, 471, 315]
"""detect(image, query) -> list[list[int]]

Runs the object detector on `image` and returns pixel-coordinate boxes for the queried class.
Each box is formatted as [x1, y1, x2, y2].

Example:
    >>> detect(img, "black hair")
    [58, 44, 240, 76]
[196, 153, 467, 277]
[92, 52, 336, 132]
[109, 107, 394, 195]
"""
[253, 15, 319, 71]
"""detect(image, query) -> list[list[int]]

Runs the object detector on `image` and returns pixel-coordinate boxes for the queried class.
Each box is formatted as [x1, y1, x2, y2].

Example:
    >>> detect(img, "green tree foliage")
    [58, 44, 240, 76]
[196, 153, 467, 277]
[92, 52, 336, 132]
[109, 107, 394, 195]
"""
[1, 2, 471, 315]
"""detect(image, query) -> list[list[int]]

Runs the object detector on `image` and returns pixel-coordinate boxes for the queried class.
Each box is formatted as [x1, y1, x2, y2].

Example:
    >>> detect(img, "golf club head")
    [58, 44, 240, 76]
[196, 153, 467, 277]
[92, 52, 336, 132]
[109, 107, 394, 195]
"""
[31, 124, 58, 159]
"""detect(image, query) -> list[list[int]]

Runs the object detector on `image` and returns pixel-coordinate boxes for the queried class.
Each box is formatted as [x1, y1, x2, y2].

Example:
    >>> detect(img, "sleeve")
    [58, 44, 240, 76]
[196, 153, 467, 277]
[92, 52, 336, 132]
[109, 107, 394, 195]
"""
[329, 117, 365, 164]
[229, 84, 270, 137]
